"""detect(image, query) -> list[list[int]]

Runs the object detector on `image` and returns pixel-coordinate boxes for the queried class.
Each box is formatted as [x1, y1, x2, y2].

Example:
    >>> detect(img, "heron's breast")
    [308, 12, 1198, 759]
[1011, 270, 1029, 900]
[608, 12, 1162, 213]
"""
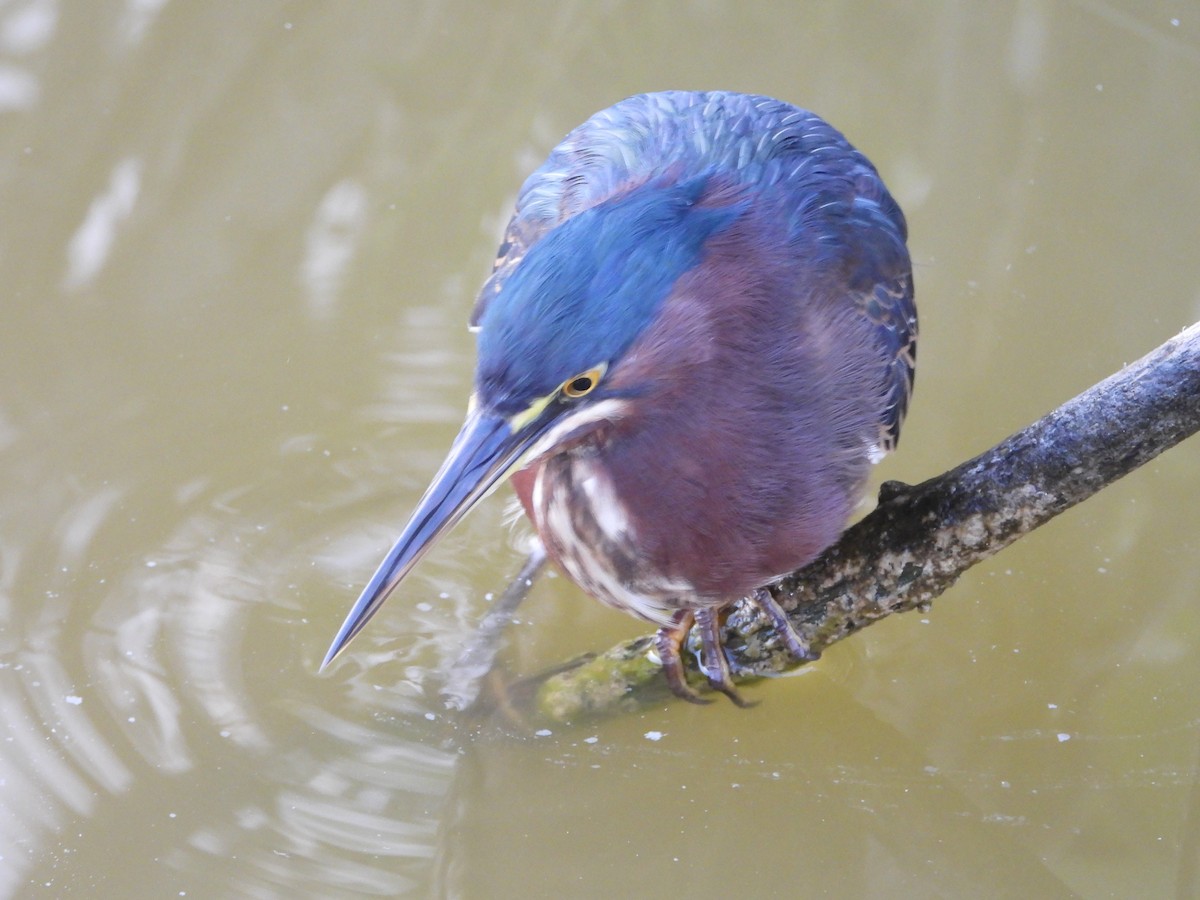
[527, 454, 694, 626]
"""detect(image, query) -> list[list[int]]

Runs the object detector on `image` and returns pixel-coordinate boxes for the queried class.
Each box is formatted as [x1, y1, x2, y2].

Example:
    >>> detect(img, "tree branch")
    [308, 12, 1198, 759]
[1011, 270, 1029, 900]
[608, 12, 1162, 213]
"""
[529, 321, 1200, 721]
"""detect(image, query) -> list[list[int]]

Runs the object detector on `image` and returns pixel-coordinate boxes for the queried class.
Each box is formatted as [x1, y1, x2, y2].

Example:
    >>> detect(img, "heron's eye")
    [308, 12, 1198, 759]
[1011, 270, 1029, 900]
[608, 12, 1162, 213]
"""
[563, 368, 603, 398]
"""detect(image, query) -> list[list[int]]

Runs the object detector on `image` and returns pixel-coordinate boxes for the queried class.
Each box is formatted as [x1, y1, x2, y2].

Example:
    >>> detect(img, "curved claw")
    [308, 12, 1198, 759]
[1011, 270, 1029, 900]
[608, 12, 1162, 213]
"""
[654, 610, 710, 705]
[695, 607, 755, 708]
[750, 588, 821, 664]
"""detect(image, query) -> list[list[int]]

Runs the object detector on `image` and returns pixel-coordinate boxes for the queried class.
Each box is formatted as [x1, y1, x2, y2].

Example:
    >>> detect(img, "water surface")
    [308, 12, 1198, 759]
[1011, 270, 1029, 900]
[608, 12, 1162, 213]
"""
[2, 2, 1199, 896]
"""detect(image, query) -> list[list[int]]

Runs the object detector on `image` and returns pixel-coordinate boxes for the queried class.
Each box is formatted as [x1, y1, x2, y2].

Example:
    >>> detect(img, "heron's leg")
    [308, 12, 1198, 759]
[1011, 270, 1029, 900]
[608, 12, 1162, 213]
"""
[695, 607, 753, 708]
[655, 610, 708, 705]
[750, 588, 821, 664]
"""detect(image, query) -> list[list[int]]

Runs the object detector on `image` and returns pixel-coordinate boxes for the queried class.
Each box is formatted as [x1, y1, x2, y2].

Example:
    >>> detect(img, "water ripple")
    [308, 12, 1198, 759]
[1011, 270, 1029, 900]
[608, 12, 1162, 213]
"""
[0, 446, 471, 895]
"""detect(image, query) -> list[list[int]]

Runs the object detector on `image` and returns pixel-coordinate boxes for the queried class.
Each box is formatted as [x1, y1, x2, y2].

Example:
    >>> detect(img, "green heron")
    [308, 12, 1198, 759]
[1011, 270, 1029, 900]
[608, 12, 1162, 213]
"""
[323, 91, 916, 704]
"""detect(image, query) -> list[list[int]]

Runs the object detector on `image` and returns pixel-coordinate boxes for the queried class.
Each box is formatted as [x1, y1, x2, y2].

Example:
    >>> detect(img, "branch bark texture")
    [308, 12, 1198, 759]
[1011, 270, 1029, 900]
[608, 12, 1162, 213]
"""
[534, 321, 1200, 720]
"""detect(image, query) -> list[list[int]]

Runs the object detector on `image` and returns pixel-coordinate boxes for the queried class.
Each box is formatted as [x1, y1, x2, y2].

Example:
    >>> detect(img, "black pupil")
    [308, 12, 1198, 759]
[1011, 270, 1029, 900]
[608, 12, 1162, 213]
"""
[569, 376, 592, 394]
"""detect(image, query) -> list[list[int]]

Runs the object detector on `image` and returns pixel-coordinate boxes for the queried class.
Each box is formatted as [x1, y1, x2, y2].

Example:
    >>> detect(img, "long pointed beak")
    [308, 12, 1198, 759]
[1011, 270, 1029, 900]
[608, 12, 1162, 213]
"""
[321, 408, 540, 669]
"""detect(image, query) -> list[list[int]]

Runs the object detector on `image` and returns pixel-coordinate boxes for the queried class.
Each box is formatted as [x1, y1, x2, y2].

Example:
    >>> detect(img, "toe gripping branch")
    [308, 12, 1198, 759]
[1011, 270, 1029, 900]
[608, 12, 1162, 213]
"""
[654, 590, 820, 707]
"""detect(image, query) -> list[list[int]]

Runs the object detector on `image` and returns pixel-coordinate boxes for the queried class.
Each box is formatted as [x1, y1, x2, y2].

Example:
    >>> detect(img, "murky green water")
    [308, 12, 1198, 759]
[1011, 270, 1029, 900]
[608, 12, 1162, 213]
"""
[2, 2, 1198, 897]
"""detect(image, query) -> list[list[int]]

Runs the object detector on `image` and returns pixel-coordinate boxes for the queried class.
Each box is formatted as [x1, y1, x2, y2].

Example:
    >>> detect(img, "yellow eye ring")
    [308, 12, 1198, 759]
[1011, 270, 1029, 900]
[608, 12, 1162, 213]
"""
[562, 366, 605, 398]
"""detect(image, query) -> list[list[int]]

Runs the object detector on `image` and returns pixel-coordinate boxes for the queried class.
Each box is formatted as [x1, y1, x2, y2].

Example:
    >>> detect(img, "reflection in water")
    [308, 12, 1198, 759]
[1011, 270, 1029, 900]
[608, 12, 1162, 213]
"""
[1, 0, 1198, 895]
[301, 178, 370, 320]
[119, 0, 171, 48]
[0, 0, 52, 112]
[62, 158, 142, 292]
[0, 465, 462, 895]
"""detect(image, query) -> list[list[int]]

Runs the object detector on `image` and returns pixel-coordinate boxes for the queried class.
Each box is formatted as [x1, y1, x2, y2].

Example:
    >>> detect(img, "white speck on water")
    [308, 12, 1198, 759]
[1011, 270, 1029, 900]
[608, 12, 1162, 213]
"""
[1171, 18, 1180, 26]
[583, 735, 598, 744]
[644, 731, 664, 742]
[424, 712, 436, 721]
[982, 813, 1026, 825]
[145, 560, 157, 568]
[1096, 83, 1103, 91]
[534, 728, 552, 737]
[1097, 567, 1107, 574]
[1048, 703, 1058, 709]
[1057, 733, 1071, 742]
[64, 695, 82, 705]
[438, 592, 449, 600]
[415, 602, 432, 612]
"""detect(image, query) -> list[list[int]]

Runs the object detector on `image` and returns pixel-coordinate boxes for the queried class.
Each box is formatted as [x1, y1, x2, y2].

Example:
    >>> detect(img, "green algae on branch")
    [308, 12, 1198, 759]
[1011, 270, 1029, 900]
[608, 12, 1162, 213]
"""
[531, 320, 1200, 722]
[536, 636, 663, 721]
